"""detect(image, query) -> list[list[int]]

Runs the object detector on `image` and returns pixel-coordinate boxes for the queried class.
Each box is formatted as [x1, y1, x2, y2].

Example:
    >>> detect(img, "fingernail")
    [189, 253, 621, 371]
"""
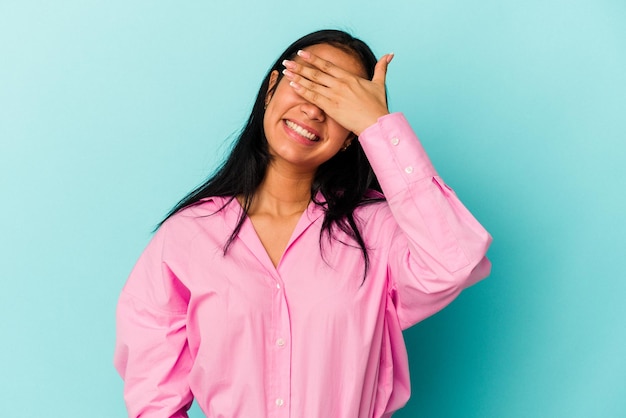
[289, 81, 301, 90]
[387, 53, 395, 63]
[282, 69, 294, 78]
[297, 50, 311, 59]
[282, 59, 295, 69]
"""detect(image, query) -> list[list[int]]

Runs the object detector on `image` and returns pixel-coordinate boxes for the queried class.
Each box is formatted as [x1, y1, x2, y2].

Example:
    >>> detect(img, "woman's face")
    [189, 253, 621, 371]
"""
[262, 43, 367, 173]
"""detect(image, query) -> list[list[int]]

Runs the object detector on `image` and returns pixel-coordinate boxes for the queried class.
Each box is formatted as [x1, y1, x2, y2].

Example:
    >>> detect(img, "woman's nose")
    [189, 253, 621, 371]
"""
[300, 101, 325, 122]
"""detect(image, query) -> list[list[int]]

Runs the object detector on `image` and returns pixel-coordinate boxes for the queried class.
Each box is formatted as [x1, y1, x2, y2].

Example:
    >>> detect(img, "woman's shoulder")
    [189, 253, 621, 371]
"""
[176, 196, 234, 218]
[150, 196, 236, 255]
[159, 196, 236, 237]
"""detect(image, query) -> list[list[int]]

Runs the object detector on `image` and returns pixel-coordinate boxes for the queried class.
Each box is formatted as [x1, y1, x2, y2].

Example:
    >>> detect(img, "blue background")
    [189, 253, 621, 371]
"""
[1, 1, 624, 417]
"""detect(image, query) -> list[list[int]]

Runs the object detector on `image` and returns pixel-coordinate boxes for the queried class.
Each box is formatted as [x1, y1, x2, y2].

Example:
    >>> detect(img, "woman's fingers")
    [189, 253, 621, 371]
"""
[289, 50, 393, 87]
[281, 50, 360, 111]
[282, 49, 393, 135]
[295, 49, 349, 80]
[282, 67, 332, 97]
[372, 53, 394, 85]
[282, 59, 337, 89]
[287, 79, 335, 114]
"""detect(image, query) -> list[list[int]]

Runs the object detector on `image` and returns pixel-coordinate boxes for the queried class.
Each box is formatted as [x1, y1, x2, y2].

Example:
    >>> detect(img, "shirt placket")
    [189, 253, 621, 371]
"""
[269, 277, 292, 418]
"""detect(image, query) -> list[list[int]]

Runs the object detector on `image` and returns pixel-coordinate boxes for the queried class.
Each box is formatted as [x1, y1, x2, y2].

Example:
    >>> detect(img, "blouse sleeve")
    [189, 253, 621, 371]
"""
[358, 113, 492, 329]
[113, 223, 193, 417]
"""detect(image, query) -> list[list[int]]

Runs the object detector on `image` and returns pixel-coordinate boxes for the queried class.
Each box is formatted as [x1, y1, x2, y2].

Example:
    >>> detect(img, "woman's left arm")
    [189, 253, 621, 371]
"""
[285, 51, 492, 328]
[358, 113, 492, 328]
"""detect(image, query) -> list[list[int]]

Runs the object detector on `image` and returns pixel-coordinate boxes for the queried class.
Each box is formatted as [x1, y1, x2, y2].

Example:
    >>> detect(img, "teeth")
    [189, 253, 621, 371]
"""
[285, 120, 318, 141]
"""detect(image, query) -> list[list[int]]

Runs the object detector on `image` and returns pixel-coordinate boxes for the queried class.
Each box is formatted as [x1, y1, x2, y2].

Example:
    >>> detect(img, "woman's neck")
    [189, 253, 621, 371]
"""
[247, 165, 314, 217]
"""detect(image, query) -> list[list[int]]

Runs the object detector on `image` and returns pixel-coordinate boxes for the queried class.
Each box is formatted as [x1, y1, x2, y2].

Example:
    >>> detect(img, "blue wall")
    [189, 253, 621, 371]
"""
[1, 1, 624, 416]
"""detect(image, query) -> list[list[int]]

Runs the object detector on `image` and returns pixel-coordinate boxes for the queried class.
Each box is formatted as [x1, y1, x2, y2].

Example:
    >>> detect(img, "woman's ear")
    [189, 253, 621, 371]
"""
[341, 133, 356, 151]
[265, 70, 280, 108]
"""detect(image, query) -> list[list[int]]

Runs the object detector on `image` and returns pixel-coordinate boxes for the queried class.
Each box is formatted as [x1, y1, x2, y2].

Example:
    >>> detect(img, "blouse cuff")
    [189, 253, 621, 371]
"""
[358, 113, 438, 199]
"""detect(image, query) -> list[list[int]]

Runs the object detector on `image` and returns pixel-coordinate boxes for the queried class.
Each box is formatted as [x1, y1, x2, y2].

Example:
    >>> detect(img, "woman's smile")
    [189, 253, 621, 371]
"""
[283, 119, 321, 144]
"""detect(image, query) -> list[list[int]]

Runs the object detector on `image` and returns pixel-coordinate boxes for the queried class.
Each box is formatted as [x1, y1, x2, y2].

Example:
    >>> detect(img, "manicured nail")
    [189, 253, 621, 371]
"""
[282, 59, 295, 69]
[289, 81, 301, 90]
[297, 49, 311, 59]
[282, 69, 294, 78]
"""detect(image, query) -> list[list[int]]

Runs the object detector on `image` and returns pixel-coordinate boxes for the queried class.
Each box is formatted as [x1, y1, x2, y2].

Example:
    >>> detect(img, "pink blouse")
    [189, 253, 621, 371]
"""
[114, 113, 492, 417]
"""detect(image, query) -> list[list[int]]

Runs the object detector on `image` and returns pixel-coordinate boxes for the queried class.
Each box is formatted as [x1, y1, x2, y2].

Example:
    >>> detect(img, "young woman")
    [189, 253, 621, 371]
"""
[114, 29, 492, 418]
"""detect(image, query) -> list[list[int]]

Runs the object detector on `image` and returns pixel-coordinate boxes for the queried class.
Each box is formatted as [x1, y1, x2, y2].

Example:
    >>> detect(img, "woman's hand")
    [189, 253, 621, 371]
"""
[282, 49, 394, 136]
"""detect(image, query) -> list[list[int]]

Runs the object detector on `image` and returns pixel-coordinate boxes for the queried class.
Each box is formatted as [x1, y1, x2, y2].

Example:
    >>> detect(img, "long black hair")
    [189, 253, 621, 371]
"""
[160, 29, 385, 274]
